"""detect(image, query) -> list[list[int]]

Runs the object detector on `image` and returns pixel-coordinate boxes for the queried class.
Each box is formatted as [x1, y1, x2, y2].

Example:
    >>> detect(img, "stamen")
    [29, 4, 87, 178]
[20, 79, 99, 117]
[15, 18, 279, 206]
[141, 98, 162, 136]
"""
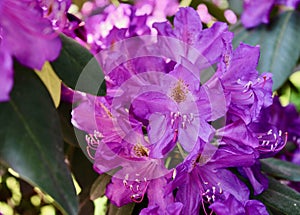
[133, 143, 149, 157]
[171, 79, 189, 103]
[131, 194, 143, 203]
[85, 130, 103, 160]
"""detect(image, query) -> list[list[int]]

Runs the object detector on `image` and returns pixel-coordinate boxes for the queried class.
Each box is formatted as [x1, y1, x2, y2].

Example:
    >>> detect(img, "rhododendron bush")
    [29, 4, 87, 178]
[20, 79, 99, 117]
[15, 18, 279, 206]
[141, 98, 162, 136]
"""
[1, 0, 300, 214]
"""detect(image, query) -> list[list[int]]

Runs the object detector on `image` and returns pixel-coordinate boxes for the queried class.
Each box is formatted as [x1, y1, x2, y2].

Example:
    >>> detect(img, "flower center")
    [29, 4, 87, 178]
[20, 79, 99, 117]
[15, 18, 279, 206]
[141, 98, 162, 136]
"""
[171, 80, 189, 103]
[133, 143, 149, 157]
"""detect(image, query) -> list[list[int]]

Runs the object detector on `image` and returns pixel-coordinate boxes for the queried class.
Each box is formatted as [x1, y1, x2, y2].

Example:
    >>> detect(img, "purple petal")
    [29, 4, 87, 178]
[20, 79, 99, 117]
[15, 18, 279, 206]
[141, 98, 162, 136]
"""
[142, 173, 183, 214]
[173, 7, 202, 46]
[208, 144, 257, 169]
[0, 0, 61, 70]
[240, 164, 268, 195]
[153, 21, 174, 37]
[174, 170, 202, 215]
[221, 43, 260, 82]
[245, 200, 269, 215]
[200, 77, 228, 121]
[148, 113, 178, 158]
[209, 194, 245, 215]
[71, 100, 98, 133]
[0, 48, 13, 102]
[106, 177, 138, 206]
[241, 0, 275, 28]
[200, 168, 250, 203]
[196, 22, 232, 64]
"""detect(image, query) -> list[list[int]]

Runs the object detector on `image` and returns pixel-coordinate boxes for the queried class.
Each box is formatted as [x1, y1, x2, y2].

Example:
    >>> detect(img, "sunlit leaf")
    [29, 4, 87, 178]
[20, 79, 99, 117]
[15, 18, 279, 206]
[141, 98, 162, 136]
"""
[35, 62, 61, 108]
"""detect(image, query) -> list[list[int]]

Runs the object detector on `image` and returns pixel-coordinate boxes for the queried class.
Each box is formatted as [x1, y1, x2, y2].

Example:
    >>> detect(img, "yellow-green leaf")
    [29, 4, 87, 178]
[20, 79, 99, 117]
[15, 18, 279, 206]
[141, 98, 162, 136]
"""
[35, 62, 61, 108]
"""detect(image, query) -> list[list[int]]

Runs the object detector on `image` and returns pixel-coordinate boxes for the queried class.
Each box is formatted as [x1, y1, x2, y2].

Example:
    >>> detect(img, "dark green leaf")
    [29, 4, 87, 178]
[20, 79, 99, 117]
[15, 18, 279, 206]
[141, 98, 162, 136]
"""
[68, 146, 98, 199]
[90, 173, 112, 200]
[67, 146, 98, 214]
[58, 102, 79, 147]
[261, 158, 300, 181]
[0, 64, 78, 215]
[232, 11, 300, 90]
[51, 34, 106, 96]
[257, 177, 300, 214]
[107, 203, 135, 215]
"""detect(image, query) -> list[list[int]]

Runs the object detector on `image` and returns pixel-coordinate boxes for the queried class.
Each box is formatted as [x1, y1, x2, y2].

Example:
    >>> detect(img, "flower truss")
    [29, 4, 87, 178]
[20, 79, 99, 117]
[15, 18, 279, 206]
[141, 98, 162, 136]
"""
[71, 6, 285, 215]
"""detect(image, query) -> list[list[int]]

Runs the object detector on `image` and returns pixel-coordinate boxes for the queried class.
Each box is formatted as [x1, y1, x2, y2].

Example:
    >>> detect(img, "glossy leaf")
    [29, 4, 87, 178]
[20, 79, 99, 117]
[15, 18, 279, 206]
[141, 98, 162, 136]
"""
[58, 102, 79, 147]
[257, 177, 300, 214]
[261, 158, 300, 181]
[51, 34, 106, 96]
[35, 62, 61, 108]
[0, 64, 78, 215]
[67, 146, 98, 214]
[232, 11, 300, 90]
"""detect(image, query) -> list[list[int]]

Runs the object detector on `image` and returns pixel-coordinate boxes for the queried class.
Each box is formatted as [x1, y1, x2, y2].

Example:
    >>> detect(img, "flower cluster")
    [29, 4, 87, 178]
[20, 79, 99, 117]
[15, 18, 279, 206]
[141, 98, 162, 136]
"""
[70, 6, 281, 214]
[80, 0, 179, 53]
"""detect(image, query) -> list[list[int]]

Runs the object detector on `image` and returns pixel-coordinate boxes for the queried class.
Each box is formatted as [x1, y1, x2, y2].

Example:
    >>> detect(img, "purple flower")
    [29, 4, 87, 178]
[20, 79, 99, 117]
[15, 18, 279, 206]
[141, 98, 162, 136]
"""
[253, 96, 300, 164]
[72, 95, 175, 207]
[153, 7, 230, 65]
[38, 0, 71, 31]
[84, 3, 152, 53]
[140, 174, 183, 215]
[0, 0, 61, 101]
[210, 194, 268, 215]
[216, 41, 273, 124]
[216, 118, 286, 194]
[165, 141, 265, 215]
[218, 120, 287, 158]
[70, 6, 275, 213]
[242, 0, 300, 28]
[135, 0, 179, 20]
[130, 65, 226, 158]
[241, 0, 275, 28]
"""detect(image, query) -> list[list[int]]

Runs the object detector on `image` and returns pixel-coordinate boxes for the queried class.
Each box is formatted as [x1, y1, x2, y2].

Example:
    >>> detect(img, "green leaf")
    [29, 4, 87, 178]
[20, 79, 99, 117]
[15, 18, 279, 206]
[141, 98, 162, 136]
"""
[261, 158, 300, 181]
[58, 102, 79, 147]
[35, 62, 61, 108]
[228, 0, 243, 15]
[257, 177, 300, 214]
[90, 174, 112, 201]
[0, 64, 78, 215]
[232, 11, 300, 90]
[107, 203, 135, 215]
[51, 34, 106, 96]
[67, 147, 98, 214]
